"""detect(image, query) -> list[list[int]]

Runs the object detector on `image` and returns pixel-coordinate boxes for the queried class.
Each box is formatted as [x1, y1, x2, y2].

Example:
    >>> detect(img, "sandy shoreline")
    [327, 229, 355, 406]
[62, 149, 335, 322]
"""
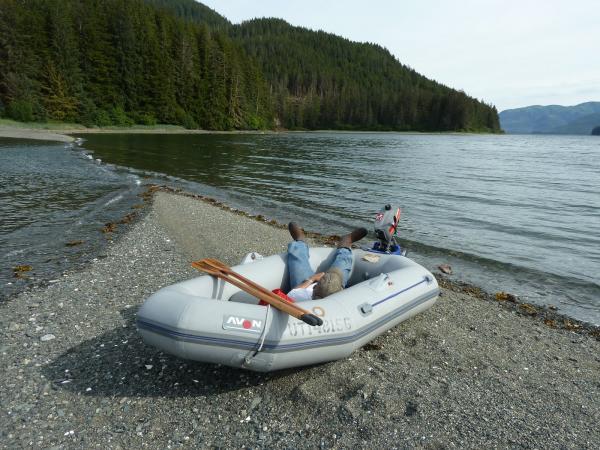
[0, 127, 76, 143]
[0, 123, 274, 144]
[1, 191, 599, 449]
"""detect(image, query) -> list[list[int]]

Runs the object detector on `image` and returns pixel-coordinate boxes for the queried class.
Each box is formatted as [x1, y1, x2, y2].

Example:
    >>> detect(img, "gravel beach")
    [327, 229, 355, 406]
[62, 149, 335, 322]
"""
[0, 128, 75, 143]
[0, 124, 267, 143]
[1, 191, 599, 449]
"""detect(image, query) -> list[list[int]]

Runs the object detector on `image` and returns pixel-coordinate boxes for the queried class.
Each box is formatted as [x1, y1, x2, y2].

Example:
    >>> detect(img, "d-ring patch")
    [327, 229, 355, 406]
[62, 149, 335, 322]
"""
[312, 306, 325, 317]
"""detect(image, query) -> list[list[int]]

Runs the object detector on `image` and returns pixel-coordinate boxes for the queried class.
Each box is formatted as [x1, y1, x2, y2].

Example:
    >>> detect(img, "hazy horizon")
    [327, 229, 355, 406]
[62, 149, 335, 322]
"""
[199, 0, 600, 112]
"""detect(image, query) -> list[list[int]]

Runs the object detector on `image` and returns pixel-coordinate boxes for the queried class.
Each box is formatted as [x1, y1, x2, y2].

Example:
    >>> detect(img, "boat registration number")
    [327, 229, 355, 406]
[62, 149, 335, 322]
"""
[287, 317, 352, 337]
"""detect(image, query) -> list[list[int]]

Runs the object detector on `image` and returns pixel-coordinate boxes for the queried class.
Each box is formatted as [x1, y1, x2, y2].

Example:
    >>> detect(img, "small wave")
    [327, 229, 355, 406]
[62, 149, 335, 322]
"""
[4, 248, 27, 257]
[399, 236, 600, 289]
[104, 194, 124, 206]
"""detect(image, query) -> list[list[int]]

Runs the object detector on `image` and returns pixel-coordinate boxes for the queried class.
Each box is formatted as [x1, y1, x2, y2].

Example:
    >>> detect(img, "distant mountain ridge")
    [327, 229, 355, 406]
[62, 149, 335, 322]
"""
[499, 102, 600, 135]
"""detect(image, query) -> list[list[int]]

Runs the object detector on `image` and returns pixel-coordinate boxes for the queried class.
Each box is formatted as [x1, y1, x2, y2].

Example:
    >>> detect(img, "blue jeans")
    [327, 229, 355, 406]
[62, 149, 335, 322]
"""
[287, 241, 353, 289]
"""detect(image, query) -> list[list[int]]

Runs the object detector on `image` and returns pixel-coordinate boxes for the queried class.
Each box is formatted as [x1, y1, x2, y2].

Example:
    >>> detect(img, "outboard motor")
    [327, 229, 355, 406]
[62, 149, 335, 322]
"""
[371, 204, 406, 255]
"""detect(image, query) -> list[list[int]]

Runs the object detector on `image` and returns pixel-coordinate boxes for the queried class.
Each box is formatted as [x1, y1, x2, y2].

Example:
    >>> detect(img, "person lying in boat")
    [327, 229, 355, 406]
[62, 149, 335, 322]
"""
[285, 222, 368, 301]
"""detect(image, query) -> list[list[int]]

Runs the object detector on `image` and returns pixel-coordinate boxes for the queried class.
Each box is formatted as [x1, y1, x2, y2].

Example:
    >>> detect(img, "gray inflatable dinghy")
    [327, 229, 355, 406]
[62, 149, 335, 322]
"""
[136, 247, 439, 372]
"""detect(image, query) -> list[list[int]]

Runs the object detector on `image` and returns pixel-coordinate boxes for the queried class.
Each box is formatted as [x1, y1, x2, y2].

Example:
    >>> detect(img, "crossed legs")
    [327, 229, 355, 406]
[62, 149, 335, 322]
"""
[286, 222, 367, 291]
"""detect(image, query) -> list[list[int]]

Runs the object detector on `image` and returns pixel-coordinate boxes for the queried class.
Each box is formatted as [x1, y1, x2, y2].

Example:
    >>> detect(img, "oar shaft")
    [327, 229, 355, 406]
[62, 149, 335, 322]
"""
[206, 258, 297, 302]
[200, 259, 315, 316]
[209, 270, 305, 319]
[192, 260, 323, 326]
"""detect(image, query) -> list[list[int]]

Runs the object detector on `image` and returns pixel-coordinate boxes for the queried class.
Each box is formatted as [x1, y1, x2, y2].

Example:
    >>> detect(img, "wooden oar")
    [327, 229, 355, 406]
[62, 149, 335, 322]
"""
[193, 260, 322, 326]
[202, 258, 319, 311]
[193, 259, 306, 317]
[192, 259, 323, 326]
[203, 258, 300, 302]
[200, 258, 325, 326]
[195, 261, 285, 309]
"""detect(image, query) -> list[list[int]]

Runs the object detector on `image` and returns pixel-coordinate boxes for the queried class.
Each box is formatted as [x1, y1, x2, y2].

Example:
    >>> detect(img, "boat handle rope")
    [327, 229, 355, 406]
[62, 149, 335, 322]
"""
[244, 304, 271, 365]
[371, 275, 433, 307]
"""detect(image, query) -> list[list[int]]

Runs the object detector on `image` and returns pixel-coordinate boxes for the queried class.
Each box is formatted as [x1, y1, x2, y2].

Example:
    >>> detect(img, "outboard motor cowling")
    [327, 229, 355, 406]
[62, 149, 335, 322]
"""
[371, 204, 405, 255]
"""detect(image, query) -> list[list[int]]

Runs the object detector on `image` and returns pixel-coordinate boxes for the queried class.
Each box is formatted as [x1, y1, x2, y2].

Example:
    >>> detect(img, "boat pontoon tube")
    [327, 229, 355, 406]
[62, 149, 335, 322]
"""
[136, 248, 439, 372]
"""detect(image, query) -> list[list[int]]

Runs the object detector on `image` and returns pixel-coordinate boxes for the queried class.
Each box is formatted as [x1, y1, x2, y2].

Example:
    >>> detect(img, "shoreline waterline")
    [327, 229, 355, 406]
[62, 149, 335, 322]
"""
[9, 180, 599, 337]
[0, 123, 500, 144]
[0, 124, 273, 143]
[0, 127, 76, 142]
[3, 178, 599, 337]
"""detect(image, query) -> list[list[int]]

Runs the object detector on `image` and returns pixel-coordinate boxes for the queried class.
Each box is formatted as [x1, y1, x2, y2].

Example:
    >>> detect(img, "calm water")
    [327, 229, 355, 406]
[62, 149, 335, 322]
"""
[2, 133, 599, 325]
[0, 138, 144, 299]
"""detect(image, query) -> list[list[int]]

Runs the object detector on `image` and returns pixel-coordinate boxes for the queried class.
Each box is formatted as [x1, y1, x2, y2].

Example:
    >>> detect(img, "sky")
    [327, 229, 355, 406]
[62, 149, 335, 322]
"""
[199, 0, 600, 112]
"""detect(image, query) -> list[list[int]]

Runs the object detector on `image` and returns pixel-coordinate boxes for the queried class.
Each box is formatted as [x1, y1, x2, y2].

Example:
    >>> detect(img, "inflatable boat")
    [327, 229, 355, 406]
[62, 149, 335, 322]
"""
[136, 246, 439, 372]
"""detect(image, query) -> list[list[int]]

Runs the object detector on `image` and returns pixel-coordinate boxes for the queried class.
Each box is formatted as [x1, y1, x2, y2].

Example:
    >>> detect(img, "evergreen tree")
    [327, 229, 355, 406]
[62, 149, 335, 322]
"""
[231, 18, 501, 132]
[0, 0, 273, 129]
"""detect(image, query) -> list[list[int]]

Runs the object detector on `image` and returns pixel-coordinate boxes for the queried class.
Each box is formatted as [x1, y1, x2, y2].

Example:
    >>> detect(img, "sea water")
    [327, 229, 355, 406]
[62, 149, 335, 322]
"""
[0, 138, 144, 299]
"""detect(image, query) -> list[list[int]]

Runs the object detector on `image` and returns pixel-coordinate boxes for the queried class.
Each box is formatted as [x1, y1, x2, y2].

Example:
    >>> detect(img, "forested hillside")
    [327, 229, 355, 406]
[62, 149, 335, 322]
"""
[232, 19, 501, 132]
[0, 0, 272, 129]
[0, 0, 500, 132]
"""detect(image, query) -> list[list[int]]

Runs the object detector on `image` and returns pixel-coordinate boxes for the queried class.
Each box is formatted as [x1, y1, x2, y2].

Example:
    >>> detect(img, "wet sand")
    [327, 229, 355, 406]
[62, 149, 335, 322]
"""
[0, 127, 75, 143]
[1, 191, 599, 449]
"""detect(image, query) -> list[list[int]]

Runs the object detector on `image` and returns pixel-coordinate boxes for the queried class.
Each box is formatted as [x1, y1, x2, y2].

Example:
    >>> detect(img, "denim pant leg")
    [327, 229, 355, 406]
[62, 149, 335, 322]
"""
[287, 241, 315, 288]
[328, 248, 353, 287]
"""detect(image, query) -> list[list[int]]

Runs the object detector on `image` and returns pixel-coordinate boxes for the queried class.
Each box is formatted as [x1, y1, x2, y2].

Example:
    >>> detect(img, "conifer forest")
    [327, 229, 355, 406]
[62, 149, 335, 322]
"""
[0, 0, 501, 132]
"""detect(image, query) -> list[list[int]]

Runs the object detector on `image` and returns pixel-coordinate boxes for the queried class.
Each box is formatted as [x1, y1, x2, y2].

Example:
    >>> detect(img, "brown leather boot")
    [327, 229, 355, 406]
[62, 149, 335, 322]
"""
[288, 222, 305, 241]
[338, 227, 368, 248]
